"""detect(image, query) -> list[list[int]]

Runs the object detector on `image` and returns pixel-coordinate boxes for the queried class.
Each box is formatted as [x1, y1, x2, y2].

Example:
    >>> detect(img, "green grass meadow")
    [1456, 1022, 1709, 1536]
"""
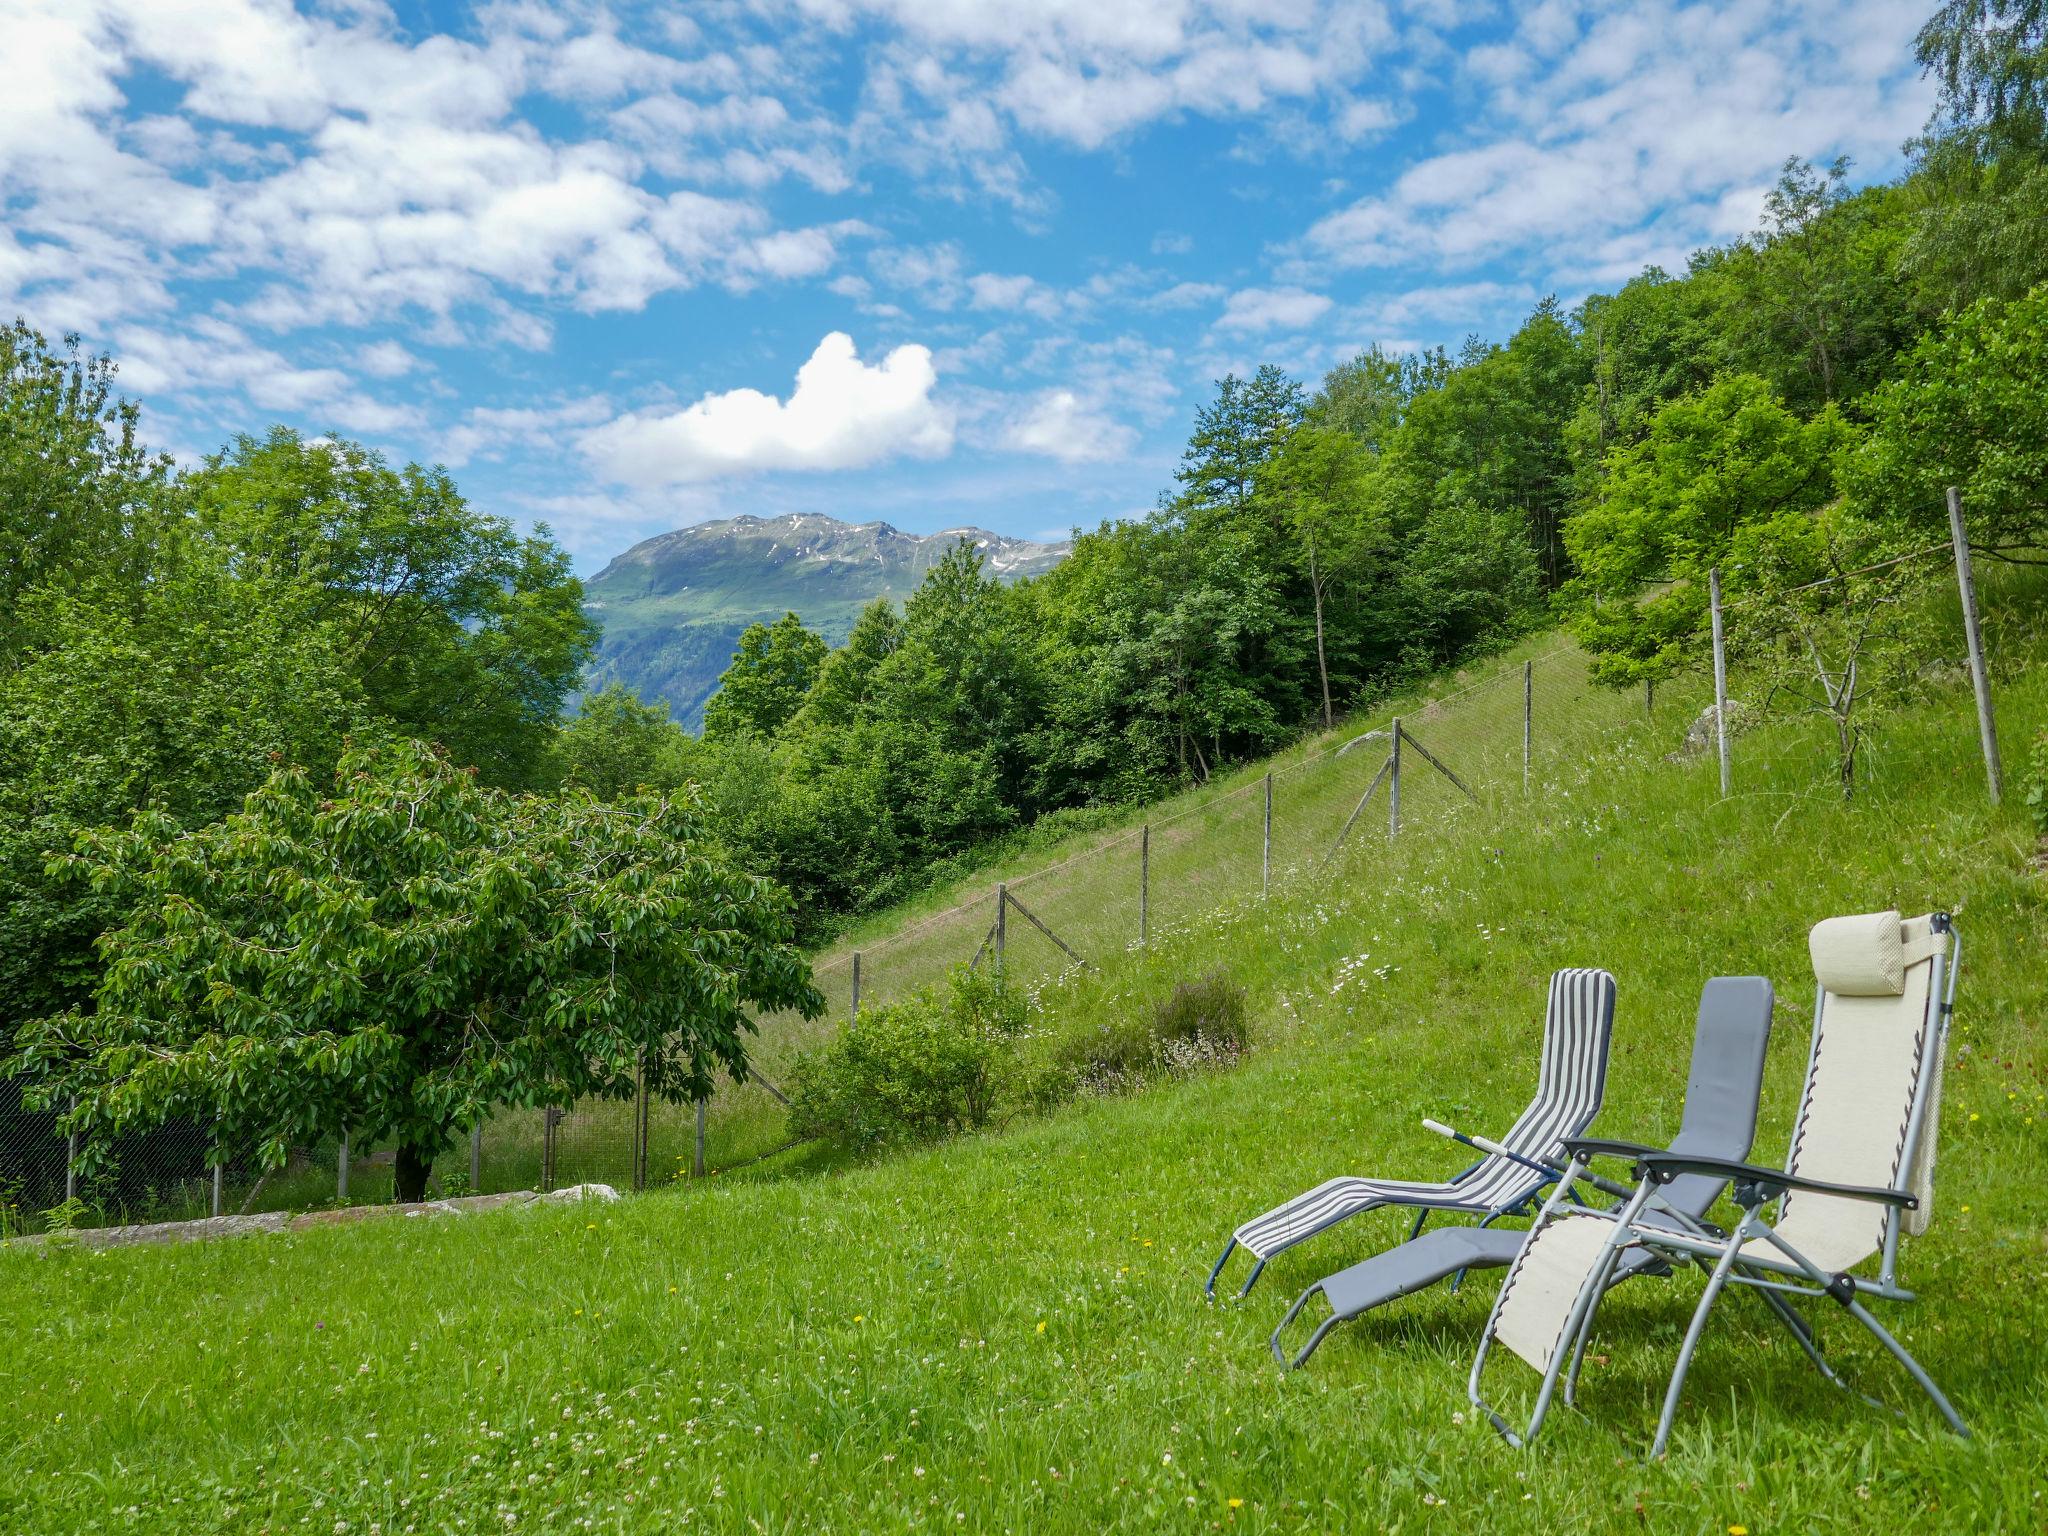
[4, 595, 2047, 1532]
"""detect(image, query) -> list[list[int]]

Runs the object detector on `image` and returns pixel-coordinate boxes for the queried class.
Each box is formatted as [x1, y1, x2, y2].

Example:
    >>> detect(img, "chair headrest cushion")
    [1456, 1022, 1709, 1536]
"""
[1809, 910, 1905, 995]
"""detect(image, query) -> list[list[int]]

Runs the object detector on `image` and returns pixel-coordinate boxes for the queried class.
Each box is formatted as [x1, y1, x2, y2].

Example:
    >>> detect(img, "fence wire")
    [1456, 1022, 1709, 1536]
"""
[7, 541, 2002, 1227]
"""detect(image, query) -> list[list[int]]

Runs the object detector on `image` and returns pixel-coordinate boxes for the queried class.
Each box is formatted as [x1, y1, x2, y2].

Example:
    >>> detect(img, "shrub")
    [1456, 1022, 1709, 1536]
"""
[1054, 969, 1250, 1089]
[2026, 727, 2048, 839]
[788, 965, 1027, 1155]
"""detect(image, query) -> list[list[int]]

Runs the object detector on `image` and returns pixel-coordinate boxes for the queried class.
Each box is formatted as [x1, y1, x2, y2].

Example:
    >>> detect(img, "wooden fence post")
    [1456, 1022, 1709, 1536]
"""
[1710, 566, 1731, 799]
[693, 1098, 707, 1179]
[470, 1122, 482, 1192]
[995, 883, 1007, 971]
[634, 1053, 649, 1194]
[541, 1109, 555, 1193]
[1262, 772, 1272, 897]
[64, 1098, 76, 1205]
[1947, 486, 2003, 804]
[1388, 717, 1402, 840]
[337, 1128, 350, 1203]
[1522, 660, 1532, 793]
[1139, 826, 1149, 945]
[850, 951, 861, 1021]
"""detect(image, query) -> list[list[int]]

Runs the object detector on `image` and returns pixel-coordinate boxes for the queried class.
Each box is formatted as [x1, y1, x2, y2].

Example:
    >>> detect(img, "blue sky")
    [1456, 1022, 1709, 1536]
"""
[5, 0, 1938, 571]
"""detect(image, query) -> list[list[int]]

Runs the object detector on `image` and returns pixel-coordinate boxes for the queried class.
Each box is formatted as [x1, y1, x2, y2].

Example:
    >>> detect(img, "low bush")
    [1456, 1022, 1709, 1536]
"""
[2026, 726, 2048, 839]
[1053, 969, 1250, 1091]
[787, 965, 1027, 1155]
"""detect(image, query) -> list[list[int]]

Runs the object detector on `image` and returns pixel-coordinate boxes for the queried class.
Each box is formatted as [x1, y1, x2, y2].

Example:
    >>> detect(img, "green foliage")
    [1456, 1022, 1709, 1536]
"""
[787, 964, 1026, 1154]
[8, 739, 822, 1202]
[1841, 287, 2048, 556]
[0, 320, 172, 660]
[0, 544, 364, 1027]
[702, 611, 829, 740]
[1566, 374, 1854, 685]
[549, 682, 697, 799]
[1053, 967, 1250, 1084]
[2024, 725, 2048, 834]
[186, 428, 595, 788]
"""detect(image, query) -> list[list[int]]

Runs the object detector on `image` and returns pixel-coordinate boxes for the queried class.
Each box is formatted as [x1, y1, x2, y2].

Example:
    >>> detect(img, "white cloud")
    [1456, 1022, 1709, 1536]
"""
[1215, 286, 1333, 333]
[999, 388, 1135, 462]
[1291, 0, 1934, 282]
[580, 333, 954, 487]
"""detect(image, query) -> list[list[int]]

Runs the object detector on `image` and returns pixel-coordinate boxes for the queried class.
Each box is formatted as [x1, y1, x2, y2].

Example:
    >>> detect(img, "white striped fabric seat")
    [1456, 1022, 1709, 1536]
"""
[1233, 968, 1615, 1260]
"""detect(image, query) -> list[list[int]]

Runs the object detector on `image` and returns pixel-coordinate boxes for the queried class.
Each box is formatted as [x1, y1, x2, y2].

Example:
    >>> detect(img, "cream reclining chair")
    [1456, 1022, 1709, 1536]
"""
[1467, 911, 1964, 1455]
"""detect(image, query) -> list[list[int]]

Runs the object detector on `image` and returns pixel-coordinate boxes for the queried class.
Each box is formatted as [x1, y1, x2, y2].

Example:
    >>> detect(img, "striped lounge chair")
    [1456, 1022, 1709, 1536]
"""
[1207, 968, 1616, 1301]
[1469, 911, 1966, 1454]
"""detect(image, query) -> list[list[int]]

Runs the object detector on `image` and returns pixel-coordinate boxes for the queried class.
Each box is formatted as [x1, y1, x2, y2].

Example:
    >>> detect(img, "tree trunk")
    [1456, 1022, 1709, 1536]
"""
[395, 1142, 434, 1203]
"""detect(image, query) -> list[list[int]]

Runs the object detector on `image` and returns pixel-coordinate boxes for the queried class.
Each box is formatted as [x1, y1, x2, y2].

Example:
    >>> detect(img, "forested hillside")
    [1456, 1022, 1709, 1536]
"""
[3, 0, 2046, 1014]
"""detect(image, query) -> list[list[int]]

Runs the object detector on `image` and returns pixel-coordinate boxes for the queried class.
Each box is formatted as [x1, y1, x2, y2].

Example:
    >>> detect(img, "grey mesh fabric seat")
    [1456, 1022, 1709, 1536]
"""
[1208, 969, 1615, 1301]
[1270, 976, 1774, 1369]
[1470, 912, 1964, 1455]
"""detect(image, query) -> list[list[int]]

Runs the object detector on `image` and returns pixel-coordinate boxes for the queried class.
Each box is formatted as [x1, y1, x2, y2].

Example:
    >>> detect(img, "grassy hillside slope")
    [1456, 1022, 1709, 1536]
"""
[4, 603, 2045, 1532]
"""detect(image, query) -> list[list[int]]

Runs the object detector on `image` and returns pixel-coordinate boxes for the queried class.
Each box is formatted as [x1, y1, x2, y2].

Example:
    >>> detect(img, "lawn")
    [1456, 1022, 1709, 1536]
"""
[3, 601, 2045, 1533]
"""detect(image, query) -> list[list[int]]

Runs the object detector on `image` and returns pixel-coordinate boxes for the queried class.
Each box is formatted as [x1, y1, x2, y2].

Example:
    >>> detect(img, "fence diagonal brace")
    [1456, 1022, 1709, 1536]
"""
[1320, 753, 1393, 871]
[1396, 723, 1477, 802]
[968, 917, 1000, 970]
[1002, 889, 1091, 969]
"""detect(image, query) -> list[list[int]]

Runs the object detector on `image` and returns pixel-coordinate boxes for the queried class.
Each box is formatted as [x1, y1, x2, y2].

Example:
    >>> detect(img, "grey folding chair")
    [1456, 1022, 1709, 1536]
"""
[1470, 912, 1964, 1455]
[1209, 968, 1615, 1300]
[1271, 976, 1773, 1369]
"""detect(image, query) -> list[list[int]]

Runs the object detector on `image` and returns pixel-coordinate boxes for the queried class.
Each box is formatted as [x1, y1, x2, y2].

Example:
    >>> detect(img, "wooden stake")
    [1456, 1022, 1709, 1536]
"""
[850, 951, 861, 1021]
[337, 1128, 350, 1203]
[1947, 486, 2002, 804]
[693, 1098, 707, 1179]
[1388, 717, 1402, 840]
[1139, 825, 1149, 945]
[995, 883, 1007, 972]
[1522, 660, 1532, 793]
[1262, 772, 1272, 896]
[1710, 566, 1731, 799]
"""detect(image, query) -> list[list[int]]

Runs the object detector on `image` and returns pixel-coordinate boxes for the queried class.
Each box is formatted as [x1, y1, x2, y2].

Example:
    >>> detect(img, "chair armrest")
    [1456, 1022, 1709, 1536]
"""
[1560, 1136, 1666, 1166]
[1635, 1152, 1917, 1209]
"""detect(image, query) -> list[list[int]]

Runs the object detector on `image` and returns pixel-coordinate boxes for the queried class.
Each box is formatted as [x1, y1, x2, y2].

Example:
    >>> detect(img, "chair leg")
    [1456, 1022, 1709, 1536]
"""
[1651, 1230, 1748, 1458]
[1205, 1238, 1235, 1301]
[1744, 1284, 1851, 1392]
[1270, 1284, 1339, 1370]
[1842, 1296, 1970, 1438]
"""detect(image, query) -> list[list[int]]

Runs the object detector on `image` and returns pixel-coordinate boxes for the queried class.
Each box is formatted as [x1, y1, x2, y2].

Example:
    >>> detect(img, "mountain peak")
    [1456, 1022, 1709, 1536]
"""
[583, 512, 1071, 727]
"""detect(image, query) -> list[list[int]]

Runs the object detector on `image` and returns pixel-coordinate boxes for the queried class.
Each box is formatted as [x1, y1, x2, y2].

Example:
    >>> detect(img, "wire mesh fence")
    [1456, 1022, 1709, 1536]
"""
[4, 503, 2014, 1231]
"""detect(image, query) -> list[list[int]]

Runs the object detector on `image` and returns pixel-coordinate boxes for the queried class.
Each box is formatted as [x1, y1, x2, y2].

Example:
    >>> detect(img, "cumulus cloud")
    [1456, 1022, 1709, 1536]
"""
[999, 388, 1136, 463]
[581, 333, 954, 487]
[1215, 286, 1333, 333]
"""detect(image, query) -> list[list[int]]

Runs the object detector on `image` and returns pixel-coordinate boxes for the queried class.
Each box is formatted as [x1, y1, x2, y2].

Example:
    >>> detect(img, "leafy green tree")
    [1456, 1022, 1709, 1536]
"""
[1714, 161, 1916, 409]
[1312, 345, 1448, 454]
[0, 322, 172, 660]
[1255, 424, 1381, 727]
[186, 428, 594, 786]
[10, 739, 821, 1202]
[786, 598, 901, 735]
[550, 682, 698, 798]
[0, 547, 361, 1029]
[701, 612, 828, 740]
[1565, 374, 1854, 685]
[1173, 365, 1306, 519]
[1903, 4, 2048, 310]
[1918, 0, 2047, 132]
[1840, 288, 2048, 558]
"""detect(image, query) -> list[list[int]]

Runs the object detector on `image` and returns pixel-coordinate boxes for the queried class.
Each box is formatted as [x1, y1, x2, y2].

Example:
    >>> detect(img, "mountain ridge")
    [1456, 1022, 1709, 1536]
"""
[583, 512, 1070, 728]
